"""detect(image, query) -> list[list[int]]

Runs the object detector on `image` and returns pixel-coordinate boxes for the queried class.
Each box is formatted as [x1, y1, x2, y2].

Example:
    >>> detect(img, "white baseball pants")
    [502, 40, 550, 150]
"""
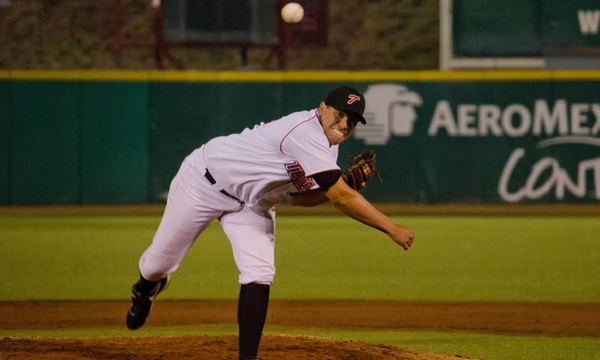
[138, 147, 276, 285]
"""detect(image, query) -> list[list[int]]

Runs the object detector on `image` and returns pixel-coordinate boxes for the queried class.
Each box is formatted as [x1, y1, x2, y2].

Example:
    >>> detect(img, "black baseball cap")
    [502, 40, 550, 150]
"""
[324, 86, 367, 124]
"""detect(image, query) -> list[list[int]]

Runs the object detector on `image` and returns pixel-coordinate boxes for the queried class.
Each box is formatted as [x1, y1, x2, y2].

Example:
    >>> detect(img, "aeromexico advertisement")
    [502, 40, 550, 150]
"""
[351, 82, 600, 204]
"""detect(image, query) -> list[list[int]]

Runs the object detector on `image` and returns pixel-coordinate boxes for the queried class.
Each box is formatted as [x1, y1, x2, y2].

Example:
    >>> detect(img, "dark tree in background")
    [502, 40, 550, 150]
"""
[0, 0, 438, 70]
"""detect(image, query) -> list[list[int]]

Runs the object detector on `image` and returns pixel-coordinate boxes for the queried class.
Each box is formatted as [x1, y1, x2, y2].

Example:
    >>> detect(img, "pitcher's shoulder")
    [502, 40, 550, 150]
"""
[276, 109, 318, 124]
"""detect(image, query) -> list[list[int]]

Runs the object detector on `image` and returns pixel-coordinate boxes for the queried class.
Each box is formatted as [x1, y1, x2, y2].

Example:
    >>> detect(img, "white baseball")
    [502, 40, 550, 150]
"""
[281, 2, 304, 24]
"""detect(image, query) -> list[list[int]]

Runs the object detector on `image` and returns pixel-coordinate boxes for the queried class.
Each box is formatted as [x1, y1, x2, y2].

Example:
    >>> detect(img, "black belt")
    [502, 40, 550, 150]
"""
[204, 169, 243, 203]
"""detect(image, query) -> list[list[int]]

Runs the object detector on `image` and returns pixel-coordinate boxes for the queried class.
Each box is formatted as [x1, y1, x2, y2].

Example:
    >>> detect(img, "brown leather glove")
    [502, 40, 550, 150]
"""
[341, 150, 380, 191]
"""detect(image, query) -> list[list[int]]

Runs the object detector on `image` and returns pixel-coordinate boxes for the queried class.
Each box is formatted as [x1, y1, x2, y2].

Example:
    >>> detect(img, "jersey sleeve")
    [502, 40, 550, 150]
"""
[312, 169, 342, 191]
[280, 120, 340, 176]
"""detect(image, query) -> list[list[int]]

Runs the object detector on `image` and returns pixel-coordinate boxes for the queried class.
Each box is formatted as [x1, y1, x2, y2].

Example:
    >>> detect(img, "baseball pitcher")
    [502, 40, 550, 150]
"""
[126, 86, 415, 360]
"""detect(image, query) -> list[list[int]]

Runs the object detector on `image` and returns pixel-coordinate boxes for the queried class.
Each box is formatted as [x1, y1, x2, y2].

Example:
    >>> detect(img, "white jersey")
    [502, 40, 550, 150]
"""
[198, 109, 340, 208]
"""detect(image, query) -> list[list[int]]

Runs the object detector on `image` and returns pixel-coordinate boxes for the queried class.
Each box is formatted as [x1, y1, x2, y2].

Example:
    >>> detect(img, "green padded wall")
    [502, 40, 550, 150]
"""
[0, 80, 9, 204]
[10, 81, 80, 205]
[80, 81, 150, 204]
[4, 72, 600, 205]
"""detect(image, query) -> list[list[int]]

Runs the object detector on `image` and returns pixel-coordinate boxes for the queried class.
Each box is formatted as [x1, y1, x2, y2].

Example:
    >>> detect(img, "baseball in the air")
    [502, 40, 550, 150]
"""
[281, 2, 304, 24]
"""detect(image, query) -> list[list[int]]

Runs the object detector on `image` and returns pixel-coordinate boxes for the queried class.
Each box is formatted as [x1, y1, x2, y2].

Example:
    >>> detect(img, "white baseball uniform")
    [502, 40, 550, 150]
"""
[138, 109, 340, 285]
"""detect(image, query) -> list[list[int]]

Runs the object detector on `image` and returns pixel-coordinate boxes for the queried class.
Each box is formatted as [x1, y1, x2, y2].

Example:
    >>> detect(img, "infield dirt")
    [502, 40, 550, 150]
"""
[2, 300, 599, 359]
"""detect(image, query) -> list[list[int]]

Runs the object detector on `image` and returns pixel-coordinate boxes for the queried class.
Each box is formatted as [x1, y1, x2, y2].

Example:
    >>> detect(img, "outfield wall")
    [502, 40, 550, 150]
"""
[1, 70, 599, 205]
[453, 0, 600, 57]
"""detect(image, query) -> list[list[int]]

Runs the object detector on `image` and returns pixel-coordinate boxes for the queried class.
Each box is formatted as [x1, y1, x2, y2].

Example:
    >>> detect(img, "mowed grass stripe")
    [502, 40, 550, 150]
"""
[0, 215, 598, 302]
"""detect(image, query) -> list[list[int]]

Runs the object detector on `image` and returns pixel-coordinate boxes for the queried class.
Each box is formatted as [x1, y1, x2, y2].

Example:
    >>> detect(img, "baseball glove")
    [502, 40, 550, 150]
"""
[341, 150, 381, 191]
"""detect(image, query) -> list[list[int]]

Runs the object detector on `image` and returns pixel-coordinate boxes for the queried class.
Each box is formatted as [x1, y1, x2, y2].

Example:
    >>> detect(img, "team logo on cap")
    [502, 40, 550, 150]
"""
[347, 94, 361, 104]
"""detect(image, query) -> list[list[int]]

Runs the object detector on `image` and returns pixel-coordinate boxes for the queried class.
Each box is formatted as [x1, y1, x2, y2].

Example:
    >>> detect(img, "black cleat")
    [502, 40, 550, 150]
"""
[126, 275, 170, 330]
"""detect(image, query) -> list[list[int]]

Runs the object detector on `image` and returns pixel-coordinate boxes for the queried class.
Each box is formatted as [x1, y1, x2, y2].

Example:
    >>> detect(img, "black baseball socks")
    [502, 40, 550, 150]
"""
[237, 283, 270, 360]
[135, 274, 162, 293]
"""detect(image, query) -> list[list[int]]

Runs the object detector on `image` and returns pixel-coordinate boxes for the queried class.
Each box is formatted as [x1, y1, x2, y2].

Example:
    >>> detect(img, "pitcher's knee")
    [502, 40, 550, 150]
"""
[238, 265, 275, 285]
[139, 252, 180, 281]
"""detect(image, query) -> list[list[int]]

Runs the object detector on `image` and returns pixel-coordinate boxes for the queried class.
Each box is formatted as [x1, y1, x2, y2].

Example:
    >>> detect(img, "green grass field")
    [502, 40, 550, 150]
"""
[1, 214, 600, 360]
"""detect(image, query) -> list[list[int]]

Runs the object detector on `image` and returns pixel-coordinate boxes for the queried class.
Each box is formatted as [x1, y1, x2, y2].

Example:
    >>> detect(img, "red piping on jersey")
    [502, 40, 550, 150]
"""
[279, 114, 319, 155]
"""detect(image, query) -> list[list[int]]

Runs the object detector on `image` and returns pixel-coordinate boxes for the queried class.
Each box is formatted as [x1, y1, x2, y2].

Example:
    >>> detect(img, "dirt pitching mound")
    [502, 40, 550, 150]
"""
[1, 334, 471, 360]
